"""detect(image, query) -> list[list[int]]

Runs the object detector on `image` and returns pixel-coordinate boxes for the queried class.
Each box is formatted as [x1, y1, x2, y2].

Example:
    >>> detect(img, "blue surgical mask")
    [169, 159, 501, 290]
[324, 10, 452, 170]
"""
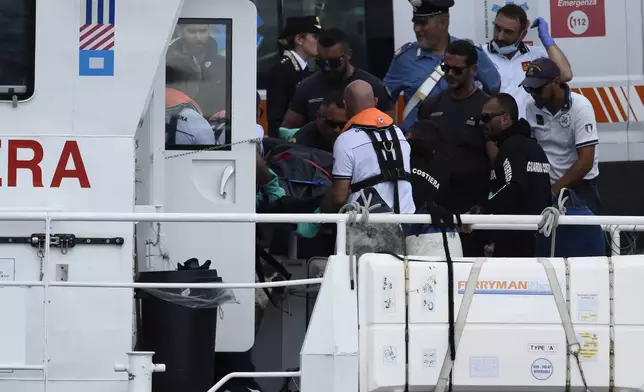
[491, 29, 527, 55]
[491, 39, 520, 55]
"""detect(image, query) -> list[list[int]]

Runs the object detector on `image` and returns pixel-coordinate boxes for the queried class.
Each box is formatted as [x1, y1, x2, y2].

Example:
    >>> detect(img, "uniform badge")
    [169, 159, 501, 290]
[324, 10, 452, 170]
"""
[522, 61, 531, 71]
[585, 123, 594, 133]
[559, 113, 571, 128]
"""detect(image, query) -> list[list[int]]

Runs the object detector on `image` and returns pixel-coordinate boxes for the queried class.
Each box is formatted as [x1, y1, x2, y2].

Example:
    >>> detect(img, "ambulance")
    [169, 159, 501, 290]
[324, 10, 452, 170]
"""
[0, 1, 644, 392]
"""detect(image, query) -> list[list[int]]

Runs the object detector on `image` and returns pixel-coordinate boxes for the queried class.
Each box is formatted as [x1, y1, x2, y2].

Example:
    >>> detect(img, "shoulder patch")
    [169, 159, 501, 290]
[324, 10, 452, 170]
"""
[394, 42, 413, 59]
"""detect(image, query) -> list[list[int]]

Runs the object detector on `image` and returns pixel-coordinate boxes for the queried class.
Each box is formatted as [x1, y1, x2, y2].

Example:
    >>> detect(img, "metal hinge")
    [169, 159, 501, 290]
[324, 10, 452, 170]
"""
[0, 234, 124, 249]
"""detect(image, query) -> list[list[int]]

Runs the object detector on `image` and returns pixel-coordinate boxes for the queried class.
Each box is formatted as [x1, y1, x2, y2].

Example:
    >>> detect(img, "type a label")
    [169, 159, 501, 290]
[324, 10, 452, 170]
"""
[528, 343, 557, 353]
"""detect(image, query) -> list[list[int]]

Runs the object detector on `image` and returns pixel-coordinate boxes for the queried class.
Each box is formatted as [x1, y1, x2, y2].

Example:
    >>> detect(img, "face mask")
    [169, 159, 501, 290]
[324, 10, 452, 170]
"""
[491, 39, 520, 55]
[491, 29, 527, 55]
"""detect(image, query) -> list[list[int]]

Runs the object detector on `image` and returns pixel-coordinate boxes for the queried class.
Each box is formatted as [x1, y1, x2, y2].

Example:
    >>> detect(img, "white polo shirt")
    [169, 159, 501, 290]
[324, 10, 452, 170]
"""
[525, 85, 600, 183]
[333, 123, 415, 214]
[166, 107, 218, 145]
[484, 42, 548, 119]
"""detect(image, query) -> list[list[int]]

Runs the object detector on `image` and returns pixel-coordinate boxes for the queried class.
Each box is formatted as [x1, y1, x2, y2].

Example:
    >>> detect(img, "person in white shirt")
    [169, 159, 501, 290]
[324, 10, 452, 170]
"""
[484, 4, 573, 120]
[320, 80, 415, 215]
[165, 64, 217, 147]
[520, 57, 601, 215]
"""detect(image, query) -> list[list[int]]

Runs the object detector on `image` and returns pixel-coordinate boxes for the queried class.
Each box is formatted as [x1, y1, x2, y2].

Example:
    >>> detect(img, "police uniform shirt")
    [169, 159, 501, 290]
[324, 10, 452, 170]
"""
[288, 68, 393, 124]
[333, 124, 415, 213]
[266, 50, 311, 137]
[384, 36, 502, 131]
[484, 42, 548, 119]
[167, 107, 217, 145]
[526, 84, 600, 183]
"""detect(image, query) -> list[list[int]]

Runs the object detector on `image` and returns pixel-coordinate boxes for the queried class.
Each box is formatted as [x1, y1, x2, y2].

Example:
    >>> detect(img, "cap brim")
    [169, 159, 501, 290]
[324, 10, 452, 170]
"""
[519, 76, 551, 88]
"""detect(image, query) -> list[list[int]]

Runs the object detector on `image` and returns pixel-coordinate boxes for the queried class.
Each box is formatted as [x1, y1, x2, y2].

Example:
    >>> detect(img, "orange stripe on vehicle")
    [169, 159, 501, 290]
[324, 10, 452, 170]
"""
[596, 88, 619, 122]
[621, 87, 639, 122]
[579, 88, 609, 123]
[608, 87, 627, 120]
[636, 85, 644, 105]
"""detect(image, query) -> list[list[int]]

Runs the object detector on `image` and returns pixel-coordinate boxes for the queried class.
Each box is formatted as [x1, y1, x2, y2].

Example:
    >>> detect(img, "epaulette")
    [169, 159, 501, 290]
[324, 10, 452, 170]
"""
[394, 42, 414, 59]
[280, 57, 289, 64]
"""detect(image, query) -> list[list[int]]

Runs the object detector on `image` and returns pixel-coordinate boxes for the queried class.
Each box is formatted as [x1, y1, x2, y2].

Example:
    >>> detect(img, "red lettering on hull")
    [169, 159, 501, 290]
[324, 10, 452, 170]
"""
[1, 140, 91, 188]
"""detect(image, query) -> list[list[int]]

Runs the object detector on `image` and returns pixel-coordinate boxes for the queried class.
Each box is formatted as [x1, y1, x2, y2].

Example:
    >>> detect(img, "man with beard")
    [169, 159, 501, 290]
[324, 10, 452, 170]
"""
[416, 40, 494, 257]
[520, 58, 601, 215]
[464, 93, 552, 257]
[290, 90, 347, 153]
[417, 40, 494, 211]
[384, 0, 501, 132]
[484, 3, 572, 121]
[280, 28, 393, 129]
[167, 23, 226, 119]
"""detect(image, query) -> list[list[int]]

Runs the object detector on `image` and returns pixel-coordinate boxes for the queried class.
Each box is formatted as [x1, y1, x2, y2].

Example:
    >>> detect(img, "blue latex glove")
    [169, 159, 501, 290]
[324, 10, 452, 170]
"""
[531, 17, 555, 48]
[295, 208, 321, 238]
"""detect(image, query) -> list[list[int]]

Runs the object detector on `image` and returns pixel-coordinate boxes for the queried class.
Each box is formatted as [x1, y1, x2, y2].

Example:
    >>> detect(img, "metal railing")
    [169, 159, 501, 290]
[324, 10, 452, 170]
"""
[0, 211, 642, 392]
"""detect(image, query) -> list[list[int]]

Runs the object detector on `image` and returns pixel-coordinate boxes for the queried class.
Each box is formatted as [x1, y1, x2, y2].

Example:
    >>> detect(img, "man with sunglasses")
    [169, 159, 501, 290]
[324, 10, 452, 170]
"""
[483, 3, 572, 120]
[464, 93, 552, 257]
[384, 0, 501, 132]
[520, 57, 601, 215]
[417, 40, 494, 211]
[280, 28, 393, 130]
[290, 90, 347, 153]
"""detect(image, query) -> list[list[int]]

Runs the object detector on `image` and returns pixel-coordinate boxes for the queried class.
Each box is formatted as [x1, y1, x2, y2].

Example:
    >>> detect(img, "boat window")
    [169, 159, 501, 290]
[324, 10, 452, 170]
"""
[0, 0, 36, 101]
[165, 18, 232, 151]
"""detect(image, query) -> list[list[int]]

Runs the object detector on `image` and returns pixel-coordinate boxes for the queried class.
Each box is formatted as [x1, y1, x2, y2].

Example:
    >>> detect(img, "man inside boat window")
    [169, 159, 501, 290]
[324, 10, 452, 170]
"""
[290, 89, 347, 153]
[168, 23, 226, 119]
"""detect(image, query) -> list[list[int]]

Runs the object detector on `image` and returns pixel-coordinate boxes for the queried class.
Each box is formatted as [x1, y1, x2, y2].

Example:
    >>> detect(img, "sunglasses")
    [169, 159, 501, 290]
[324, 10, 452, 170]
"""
[324, 119, 346, 129]
[315, 56, 344, 70]
[440, 60, 468, 75]
[523, 84, 546, 95]
[479, 111, 506, 123]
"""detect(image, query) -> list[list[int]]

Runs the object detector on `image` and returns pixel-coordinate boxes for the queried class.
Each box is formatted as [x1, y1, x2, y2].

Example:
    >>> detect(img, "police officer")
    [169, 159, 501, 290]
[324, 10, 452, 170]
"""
[266, 16, 322, 138]
[384, 0, 501, 132]
[465, 93, 552, 257]
[483, 3, 572, 120]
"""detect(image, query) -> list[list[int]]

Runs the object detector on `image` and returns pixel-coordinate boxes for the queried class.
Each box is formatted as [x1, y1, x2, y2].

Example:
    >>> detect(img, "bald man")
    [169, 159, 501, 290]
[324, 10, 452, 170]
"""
[320, 80, 415, 215]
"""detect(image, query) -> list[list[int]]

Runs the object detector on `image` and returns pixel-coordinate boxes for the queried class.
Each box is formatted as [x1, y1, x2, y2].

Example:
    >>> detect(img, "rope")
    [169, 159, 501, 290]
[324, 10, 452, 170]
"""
[538, 188, 569, 257]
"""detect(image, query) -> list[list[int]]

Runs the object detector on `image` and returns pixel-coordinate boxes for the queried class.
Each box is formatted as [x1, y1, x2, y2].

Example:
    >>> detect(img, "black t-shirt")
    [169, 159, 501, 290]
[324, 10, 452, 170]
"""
[417, 89, 491, 211]
[289, 68, 393, 123]
[291, 121, 333, 153]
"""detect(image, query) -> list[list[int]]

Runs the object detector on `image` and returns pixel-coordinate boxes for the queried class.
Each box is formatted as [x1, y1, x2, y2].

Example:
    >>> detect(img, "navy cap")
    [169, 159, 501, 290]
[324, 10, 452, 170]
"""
[279, 16, 323, 39]
[410, 0, 454, 23]
[519, 57, 561, 88]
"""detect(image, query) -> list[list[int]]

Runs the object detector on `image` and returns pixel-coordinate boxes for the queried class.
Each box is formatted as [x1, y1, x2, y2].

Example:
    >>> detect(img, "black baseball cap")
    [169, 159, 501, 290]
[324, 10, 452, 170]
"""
[519, 57, 561, 88]
[410, 0, 454, 23]
[279, 16, 323, 39]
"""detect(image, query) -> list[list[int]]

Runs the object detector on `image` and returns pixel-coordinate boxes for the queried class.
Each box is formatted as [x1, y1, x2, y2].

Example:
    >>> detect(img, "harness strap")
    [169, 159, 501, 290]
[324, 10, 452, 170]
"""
[351, 125, 409, 214]
[435, 257, 487, 392]
[166, 114, 179, 145]
[537, 258, 591, 391]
